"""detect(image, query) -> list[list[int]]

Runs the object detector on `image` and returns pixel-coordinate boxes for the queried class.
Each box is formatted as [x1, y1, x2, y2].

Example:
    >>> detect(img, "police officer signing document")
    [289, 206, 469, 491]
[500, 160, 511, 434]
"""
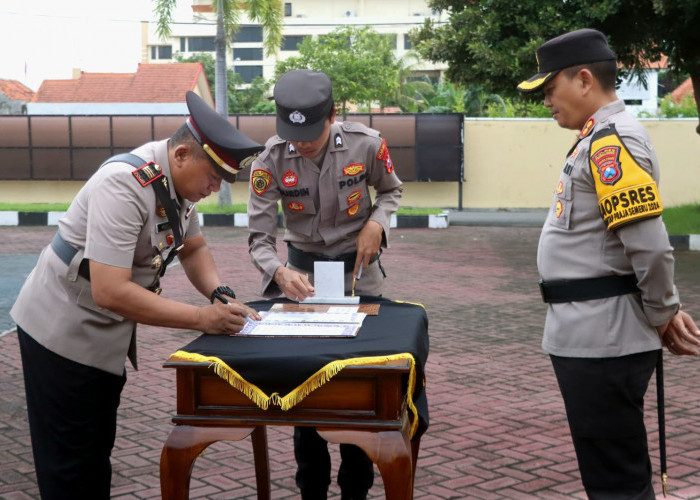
[247, 70, 403, 499]
[11, 91, 263, 500]
[518, 29, 700, 498]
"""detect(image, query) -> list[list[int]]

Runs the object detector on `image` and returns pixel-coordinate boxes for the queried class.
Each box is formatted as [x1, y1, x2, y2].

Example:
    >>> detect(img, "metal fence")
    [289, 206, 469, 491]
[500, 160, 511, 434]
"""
[0, 113, 463, 183]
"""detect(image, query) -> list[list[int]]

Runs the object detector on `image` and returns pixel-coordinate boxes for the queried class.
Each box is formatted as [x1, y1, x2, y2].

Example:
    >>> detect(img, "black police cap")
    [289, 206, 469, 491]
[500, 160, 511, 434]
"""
[274, 70, 334, 142]
[517, 28, 616, 93]
[185, 91, 263, 183]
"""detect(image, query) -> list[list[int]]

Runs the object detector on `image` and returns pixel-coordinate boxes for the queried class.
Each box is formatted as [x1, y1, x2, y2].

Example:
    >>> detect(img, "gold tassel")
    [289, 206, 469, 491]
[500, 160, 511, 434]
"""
[168, 351, 271, 410]
[168, 350, 422, 438]
[662, 472, 668, 497]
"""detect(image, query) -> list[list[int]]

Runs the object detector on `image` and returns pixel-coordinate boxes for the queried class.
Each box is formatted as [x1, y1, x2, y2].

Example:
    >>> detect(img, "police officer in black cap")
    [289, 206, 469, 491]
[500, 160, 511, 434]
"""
[248, 69, 403, 499]
[518, 28, 700, 498]
[11, 91, 263, 500]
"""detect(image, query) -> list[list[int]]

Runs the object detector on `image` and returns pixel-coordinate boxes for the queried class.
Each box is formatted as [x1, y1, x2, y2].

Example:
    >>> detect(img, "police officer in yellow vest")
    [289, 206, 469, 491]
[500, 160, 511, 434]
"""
[518, 29, 700, 498]
[247, 70, 403, 499]
[11, 91, 263, 500]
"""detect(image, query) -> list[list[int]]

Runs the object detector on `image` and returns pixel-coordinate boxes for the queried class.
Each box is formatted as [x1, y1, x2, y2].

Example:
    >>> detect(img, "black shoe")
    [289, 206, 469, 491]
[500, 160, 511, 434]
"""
[300, 488, 328, 500]
[340, 492, 367, 500]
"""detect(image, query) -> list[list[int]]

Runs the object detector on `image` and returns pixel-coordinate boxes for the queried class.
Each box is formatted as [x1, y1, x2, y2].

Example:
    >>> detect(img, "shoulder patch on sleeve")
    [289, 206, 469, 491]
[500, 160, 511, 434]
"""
[132, 162, 163, 187]
[251, 168, 272, 196]
[589, 125, 662, 231]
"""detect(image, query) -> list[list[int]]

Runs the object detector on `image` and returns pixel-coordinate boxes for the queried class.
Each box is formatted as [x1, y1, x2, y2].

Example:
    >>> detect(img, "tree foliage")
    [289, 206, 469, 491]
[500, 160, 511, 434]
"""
[174, 52, 274, 113]
[413, 0, 700, 131]
[275, 26, 400, 115]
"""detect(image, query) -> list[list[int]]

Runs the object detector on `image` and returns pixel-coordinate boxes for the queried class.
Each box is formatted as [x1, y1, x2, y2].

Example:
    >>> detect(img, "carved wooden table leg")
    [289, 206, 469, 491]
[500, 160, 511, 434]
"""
[251, 426, 270, 500]
[318, 429, 413, 500]
[160, 425, 256, 500]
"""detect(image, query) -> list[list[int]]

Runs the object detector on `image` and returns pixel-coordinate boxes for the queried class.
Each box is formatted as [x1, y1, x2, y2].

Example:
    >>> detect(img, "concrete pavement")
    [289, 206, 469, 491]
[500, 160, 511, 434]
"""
[2, 225, 700, 499]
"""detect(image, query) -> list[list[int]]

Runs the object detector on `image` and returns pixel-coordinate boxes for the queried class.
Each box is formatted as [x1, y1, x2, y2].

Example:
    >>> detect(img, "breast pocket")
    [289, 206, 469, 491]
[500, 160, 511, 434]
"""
[549, 175, 573, 229]
[335, 187, 370, 225]
[282, 198, 317, 236]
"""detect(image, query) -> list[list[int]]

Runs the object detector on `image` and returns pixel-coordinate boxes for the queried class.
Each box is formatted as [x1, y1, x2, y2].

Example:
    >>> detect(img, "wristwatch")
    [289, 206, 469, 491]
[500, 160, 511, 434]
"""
[210, 285, 236, 304]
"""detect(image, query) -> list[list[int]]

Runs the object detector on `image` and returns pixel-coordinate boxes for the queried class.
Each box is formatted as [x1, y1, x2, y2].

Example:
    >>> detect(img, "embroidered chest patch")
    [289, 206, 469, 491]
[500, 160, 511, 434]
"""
[343, 163, 365, 176]
[288, 201, 304, 211]
[282, 170, 298, 187]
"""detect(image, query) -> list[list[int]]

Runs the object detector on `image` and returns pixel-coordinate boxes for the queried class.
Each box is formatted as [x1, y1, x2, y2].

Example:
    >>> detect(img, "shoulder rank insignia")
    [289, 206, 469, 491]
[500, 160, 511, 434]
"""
[288, 143, 296, 154]
[251, 169, 272, 195]
[335, 133, 343, 148]
[589, 125, 662, 231]
[132, 162, 163, 187]
[579, 117, 595, 138]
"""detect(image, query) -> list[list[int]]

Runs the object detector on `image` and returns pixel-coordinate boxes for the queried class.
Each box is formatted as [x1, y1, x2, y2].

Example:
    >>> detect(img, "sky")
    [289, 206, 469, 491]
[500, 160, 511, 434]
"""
[0, 0, 193, 91]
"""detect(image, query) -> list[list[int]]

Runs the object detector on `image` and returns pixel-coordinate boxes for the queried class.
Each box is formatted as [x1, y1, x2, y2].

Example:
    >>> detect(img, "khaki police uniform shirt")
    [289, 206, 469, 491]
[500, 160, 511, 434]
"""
[248, 121, 403, 297]
[538, 100, 679, 358]
[11, 139, 200, 376]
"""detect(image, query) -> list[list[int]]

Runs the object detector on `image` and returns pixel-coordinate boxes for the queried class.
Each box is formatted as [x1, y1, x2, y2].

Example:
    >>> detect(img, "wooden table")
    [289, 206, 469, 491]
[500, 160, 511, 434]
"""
[160, 358, 419, 500]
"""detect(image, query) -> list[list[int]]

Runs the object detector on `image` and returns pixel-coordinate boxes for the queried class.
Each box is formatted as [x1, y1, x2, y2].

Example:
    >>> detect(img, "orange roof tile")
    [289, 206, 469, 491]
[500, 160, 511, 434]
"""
[0, 79, 35, 101]
[32, 63, 208, 103]
[671, 77, 694, 103]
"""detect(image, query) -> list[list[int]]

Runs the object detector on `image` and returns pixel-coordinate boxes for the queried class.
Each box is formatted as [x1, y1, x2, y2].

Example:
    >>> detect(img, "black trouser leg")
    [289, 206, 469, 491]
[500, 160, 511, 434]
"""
[294, 426, 331, 500]
[550, 351, 659, 500]
[294, 426, 374, 499]
[338, 443, 374, 499]
[18, 326, 126, 500]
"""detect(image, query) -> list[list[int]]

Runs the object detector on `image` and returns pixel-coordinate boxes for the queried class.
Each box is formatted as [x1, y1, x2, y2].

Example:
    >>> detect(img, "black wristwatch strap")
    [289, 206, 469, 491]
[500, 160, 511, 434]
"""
[210, 285, 236, 304]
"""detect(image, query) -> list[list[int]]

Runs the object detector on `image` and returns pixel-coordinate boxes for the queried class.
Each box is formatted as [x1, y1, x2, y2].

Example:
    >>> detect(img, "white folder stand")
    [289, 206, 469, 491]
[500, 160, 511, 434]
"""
[301, 261, 360, 305]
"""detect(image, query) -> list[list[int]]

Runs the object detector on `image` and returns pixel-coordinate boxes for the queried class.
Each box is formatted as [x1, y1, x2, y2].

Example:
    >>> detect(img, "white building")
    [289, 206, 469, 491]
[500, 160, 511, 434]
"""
[142, 0, 448, 85]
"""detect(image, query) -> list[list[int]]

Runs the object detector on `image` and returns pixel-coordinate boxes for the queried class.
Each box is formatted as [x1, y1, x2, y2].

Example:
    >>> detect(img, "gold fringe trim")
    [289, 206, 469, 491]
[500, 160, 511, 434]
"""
[392, 299, 426, 309]
[168, 350, 421, 438]
[168, 350, 271, 410]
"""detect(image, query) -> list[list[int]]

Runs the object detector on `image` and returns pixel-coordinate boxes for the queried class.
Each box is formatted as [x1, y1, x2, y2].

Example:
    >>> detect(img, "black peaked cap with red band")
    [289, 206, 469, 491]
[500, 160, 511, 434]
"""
[185, 91, 264, 182]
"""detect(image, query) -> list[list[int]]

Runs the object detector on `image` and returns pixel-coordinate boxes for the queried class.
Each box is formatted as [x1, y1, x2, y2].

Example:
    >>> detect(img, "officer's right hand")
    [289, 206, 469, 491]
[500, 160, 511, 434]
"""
[198, 301, 260, 334]
[274, 266, 315, 302]
[657, 309, 700, 356]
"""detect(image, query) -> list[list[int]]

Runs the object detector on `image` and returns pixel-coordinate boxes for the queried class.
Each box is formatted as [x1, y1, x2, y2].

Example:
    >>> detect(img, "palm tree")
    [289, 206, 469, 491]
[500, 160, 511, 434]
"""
[154, 0, 283, 206]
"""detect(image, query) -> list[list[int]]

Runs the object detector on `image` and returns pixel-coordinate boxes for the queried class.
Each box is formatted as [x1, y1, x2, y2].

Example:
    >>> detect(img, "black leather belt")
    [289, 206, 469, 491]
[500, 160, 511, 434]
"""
[51, 231, 161, 293]
[51, 232, 91, 280]
[287, 243, 379, 274]
[539, 274, 639, 303]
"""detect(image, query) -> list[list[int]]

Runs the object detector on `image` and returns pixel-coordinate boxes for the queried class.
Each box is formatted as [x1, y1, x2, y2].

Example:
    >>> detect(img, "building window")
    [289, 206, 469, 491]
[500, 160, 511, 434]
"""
[188, 37, 216, 52]
[151, 45, 173, 60]
[235, 26, 263, 43]
[384, 34, 397, 50]
[281, 35, 307, 51]
[233, 47, 263, 61]
[234, 65, 263, 83]
[180, 38, 186, 52]
[284, 2, 292, 16]
[404, 34, 412, 50]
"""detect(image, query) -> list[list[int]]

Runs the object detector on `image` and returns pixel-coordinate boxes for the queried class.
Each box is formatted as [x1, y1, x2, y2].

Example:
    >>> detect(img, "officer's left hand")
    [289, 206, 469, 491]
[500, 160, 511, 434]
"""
[657, 309, 700, 356]
[354, 220, 383, 278]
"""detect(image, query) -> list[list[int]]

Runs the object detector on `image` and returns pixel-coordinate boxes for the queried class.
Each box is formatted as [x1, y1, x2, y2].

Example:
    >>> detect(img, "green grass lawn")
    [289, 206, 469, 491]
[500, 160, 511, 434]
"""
[1, 202, 697, 233]
[0, 202, 443, 217]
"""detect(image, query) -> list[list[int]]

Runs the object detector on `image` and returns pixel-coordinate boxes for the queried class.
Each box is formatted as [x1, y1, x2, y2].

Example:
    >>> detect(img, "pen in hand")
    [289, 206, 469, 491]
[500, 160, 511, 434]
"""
[352, 261, 364, 297]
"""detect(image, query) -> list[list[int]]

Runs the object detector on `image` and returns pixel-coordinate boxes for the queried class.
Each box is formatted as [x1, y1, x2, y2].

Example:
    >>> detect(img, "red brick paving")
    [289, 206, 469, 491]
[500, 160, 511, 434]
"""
[2, 225, 700, 499]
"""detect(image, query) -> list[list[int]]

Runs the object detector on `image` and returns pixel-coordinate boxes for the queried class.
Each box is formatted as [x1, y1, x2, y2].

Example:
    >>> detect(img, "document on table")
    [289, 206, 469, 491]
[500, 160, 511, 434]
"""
[235, 310, 367, 337]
